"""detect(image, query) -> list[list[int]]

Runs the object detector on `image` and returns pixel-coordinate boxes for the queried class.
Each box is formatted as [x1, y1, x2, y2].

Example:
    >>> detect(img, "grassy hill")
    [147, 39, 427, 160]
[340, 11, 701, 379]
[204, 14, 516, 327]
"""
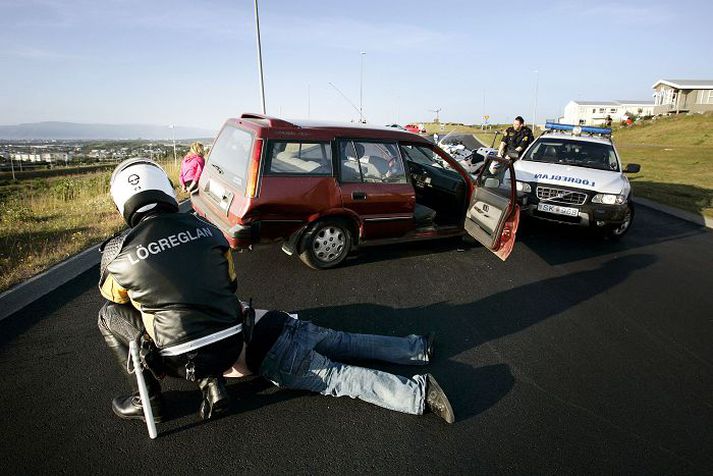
[613, 113, 713, 147]
[613, 113, 713, 219]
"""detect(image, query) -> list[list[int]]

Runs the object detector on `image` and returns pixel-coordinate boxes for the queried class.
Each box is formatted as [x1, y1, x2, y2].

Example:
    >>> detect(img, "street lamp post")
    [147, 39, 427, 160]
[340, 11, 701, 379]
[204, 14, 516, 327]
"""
[533, 70, 540, 130]
[254, 0, 267, 114]
[359, 51, 366, 123]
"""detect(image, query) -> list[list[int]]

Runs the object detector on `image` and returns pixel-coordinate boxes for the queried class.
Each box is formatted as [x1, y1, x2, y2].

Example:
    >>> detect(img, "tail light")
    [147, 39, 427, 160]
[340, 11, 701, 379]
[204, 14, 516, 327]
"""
[246, 138, 263, 198]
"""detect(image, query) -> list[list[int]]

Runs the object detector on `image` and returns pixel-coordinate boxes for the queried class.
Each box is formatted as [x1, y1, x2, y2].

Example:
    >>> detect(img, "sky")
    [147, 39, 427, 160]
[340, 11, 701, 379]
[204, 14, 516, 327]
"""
[1, 0, 712, 131]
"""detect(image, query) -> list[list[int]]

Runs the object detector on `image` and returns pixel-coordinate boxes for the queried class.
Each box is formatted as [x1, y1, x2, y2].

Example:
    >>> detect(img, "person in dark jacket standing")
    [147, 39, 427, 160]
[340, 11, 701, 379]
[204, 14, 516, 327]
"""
[498, 116, 534, 158]
[98, 158, 243, 422]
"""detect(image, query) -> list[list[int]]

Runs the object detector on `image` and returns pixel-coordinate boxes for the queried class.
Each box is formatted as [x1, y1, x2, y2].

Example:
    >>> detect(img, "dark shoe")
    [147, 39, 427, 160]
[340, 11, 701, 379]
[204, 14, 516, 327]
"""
[198, 377, 231, 420]
[425, 374, 455, 424]
[424, 332, 436, 362]
[111, 393, 163, 423]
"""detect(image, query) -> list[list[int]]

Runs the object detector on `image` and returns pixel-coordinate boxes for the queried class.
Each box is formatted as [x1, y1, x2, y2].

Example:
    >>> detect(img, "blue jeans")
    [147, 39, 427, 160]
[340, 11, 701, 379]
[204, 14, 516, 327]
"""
[259, 319, 429, 415]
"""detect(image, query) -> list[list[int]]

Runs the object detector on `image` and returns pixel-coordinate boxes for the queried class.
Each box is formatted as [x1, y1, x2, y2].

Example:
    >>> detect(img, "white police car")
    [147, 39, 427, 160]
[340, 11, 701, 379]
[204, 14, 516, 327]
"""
[511, 122, 640, 239]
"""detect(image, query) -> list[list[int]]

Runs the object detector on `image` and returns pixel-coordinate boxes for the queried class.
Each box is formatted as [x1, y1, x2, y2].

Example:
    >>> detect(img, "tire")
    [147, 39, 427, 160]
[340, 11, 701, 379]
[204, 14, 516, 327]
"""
[602, 203, 634, 240]
[298, 219, 352, 269]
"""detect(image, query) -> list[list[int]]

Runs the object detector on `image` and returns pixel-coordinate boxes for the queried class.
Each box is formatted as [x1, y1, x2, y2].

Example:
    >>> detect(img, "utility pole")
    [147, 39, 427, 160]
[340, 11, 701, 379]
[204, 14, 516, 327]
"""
[9, 154, 16, 180]
[254, 0, 267, 114]
[359, 51, 366, 123]
[169, 124, 177, 167]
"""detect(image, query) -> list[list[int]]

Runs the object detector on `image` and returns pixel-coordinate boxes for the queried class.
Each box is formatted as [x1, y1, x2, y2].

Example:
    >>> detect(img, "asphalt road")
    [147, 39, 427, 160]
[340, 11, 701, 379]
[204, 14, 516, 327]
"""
[1, 206, 712, 474]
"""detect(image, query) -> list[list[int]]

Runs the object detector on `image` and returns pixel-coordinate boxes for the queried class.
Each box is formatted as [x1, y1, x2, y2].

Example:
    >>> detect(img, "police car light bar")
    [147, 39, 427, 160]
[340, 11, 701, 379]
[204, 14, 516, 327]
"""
[545, 121, 612, 136]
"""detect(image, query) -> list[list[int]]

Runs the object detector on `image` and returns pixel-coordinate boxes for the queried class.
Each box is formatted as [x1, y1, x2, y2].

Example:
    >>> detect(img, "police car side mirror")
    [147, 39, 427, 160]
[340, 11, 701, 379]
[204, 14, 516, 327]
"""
[506, 150, 520, 160]
[623, 163, 641, 173]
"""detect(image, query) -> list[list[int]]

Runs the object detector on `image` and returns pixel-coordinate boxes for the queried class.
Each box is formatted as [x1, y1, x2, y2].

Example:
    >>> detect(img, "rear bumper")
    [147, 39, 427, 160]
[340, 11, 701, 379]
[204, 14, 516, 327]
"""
[191, 196, 261, 248]
[226, 222, 262, 248]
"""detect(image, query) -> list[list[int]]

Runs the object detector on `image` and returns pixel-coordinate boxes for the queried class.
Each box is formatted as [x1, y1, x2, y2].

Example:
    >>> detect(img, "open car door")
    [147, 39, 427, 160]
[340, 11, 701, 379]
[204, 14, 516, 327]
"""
[463, 156, 520, 261]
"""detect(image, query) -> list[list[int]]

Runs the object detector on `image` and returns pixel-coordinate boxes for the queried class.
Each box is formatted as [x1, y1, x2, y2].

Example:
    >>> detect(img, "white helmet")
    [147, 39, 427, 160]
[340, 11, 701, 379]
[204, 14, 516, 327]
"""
[110, 158, 178, 227]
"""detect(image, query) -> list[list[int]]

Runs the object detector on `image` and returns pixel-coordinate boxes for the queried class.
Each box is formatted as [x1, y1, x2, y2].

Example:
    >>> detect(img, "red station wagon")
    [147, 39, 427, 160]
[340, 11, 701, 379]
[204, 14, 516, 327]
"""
[191, 113, 520, 269]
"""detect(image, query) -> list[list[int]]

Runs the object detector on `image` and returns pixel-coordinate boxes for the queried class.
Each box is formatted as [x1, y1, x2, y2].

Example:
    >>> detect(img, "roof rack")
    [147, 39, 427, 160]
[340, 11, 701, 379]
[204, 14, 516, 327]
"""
[543, 121, 612, 139]
[240, 113, 298, 128]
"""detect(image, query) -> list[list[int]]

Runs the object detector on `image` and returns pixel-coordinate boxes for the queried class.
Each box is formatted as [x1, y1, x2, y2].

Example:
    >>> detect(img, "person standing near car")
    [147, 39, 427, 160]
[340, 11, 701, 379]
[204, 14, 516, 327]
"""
[498, 116, 534, 158]
[180, 141, 205, 194]
[224, 310, 456, 424]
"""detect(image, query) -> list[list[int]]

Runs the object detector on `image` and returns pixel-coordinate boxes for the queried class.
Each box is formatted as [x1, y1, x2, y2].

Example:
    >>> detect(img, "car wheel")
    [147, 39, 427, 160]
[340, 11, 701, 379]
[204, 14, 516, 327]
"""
[299, 219, 352, 269]
[603, 203, 634, 240]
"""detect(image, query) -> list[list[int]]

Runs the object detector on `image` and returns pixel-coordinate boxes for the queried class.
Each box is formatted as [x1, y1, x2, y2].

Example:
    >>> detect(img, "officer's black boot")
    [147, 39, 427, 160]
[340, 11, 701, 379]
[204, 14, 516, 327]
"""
[98, 304, 164, 422]
[111, 371, 164, 422]
[197, 377, 230, 420]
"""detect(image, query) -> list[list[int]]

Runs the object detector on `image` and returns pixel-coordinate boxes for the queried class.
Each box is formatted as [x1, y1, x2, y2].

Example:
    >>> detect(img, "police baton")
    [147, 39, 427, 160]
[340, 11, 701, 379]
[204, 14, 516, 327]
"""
[129, 340, 158, 439]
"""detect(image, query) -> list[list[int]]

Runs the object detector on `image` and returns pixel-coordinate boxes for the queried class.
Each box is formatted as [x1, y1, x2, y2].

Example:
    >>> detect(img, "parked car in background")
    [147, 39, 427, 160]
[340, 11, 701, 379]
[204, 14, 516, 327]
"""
[191, 113, 520, 268]
[404, 123, 426, 134]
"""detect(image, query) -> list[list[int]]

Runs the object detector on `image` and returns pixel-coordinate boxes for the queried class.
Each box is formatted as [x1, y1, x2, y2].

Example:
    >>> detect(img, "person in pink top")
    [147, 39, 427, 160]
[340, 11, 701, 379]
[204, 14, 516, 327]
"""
[179, 142, 206, 194]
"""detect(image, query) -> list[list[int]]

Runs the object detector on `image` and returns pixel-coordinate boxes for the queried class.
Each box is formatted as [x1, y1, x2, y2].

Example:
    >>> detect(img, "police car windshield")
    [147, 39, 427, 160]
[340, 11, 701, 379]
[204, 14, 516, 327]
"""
[522, 139, 619, 172]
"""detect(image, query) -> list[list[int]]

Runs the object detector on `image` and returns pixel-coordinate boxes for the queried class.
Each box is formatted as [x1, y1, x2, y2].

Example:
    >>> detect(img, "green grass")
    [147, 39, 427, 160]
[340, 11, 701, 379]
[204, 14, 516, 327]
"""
[617, 144, 713, 218]
[0, 160, 187, 293]
[611, 113, 713, 218]
[612, 113, 713, 147]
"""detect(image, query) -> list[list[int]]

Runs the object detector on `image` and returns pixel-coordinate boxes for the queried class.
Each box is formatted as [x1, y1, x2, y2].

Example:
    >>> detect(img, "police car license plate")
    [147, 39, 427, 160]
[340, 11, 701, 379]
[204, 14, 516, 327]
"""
[537, 203, 579, 217]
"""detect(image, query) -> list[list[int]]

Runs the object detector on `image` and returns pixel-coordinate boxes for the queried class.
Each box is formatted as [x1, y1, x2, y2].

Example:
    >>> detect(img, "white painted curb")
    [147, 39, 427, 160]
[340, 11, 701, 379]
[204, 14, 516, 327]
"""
[634, 197, 713, 230]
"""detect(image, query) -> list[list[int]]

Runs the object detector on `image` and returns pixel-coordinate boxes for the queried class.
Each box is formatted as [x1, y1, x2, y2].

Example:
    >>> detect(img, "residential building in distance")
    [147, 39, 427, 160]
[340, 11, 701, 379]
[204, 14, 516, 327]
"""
[562, 100, 655, 126]
[652, 79, 713, 115]
[9, 152, 69, 162]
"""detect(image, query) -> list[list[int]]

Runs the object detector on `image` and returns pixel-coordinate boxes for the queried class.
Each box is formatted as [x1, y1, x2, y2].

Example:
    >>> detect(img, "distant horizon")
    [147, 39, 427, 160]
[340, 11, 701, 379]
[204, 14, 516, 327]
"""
[0, 121, 217, 141]
[0, 119, 215, 129]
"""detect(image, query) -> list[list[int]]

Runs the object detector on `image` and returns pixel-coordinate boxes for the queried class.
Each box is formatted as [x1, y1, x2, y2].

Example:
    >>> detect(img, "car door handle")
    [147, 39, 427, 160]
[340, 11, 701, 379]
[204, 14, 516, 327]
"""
[473, 207, 490, 218]
[352, 191, 367, 200]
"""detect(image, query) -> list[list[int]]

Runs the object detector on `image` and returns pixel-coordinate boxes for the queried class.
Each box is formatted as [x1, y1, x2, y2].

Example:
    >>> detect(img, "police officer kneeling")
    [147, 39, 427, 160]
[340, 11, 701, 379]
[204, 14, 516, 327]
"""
[97, 158, 243, 422]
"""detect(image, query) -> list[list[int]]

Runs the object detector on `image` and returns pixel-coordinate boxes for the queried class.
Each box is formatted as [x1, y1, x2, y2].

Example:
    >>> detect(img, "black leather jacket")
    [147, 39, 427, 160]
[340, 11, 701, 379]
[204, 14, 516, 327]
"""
[502, 126, 534, 154]
[99, 212, 240, 349]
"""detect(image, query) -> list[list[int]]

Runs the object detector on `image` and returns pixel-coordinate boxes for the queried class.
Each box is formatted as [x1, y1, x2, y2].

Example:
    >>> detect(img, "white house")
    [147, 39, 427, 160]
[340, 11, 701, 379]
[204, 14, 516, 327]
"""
[652, 79, 713, 115]
[562, 100, 655, 126]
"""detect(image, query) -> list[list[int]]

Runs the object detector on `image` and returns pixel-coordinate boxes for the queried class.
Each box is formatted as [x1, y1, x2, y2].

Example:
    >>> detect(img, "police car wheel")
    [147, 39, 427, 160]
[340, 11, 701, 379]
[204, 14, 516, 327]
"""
[299, 219, 352, 269]
[604, 204, 634, 240]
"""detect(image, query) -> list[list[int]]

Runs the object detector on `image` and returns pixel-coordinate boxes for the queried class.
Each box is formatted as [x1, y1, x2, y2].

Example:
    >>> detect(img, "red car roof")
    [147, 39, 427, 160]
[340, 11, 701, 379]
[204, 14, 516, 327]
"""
[227, 113, 431, 144]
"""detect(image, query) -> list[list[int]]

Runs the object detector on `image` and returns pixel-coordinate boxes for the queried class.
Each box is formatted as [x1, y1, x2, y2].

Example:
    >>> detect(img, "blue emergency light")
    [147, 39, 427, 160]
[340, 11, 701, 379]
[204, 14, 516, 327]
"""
[545, 121, 612, 136]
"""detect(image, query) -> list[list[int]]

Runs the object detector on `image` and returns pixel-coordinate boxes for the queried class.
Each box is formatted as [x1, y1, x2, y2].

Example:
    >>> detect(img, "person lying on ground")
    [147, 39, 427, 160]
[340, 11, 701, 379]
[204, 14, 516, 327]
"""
[224, 309, 455, 423]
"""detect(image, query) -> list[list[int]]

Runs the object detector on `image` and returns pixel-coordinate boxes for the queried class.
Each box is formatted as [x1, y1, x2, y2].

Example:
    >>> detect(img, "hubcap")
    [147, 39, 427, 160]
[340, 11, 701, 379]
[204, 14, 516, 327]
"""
[312, 226, 345, 262]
